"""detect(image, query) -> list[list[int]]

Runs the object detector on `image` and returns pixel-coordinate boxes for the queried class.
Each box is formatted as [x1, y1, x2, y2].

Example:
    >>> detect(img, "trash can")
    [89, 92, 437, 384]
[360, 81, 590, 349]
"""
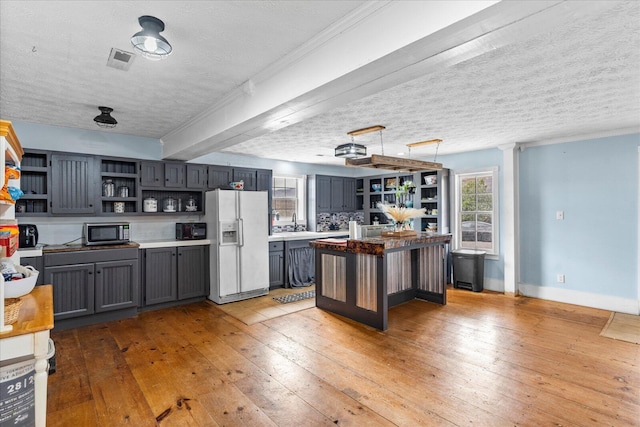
[452, 249, 485, 292]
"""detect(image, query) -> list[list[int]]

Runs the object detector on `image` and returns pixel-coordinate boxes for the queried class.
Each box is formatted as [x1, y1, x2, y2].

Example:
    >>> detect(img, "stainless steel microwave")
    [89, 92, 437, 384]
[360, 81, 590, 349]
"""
[83, 222, 131, 246]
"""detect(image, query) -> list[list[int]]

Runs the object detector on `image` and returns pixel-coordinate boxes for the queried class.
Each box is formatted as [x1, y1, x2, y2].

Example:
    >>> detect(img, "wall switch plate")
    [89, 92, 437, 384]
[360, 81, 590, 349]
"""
[556, 211, 564, 220]
[557, 274, 565, 283]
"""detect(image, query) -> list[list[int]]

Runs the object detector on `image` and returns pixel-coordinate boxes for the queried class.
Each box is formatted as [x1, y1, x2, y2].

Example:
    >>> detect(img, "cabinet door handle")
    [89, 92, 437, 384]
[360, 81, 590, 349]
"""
[96, 270, 101, 274]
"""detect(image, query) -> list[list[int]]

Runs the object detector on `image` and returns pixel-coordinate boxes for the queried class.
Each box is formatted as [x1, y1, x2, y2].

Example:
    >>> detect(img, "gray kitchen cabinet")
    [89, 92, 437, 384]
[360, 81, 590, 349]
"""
[164, 162, 185, 188]
[15, 150, 49, 216]
[207, 165, 233, 189]
[139, 161, 164, 187]
[316, 175, 332, 212]
[20, 255, 44, 286]
[177, 245, 208, 299]
[143, 247, 177, 305]
[233, 167, 257, 191]
[268, 241, 284, 288]
[50, 153, 97, 215]
[44, 263, 95, 320]
[44, 248, 139, 325]
[100, 157, 139, 214]
[94, 259, 139, 313]
[330, 177, 345, 211]
[257, 169, 273, 233]
[143, 244, 209, 306]
[186, 164, 207, 189]
[316, 175, 357, 213]
[343, 178, 357, 211]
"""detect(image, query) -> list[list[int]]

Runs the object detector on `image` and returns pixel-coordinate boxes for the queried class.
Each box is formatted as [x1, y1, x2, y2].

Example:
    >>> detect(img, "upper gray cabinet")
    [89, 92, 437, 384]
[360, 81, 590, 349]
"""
[342, 178, 357, 211]
[316, 175, 332, 212]
[164, 162, 185, 188]
[232, 167, 257, 191]
[207, 165, 232, 190]
[18, 149, 271, 217]
[186, 164, 207, 189]
[139, 161, 164, 187]
[316, 175, 357, 213]
[50, 153, 97, 215]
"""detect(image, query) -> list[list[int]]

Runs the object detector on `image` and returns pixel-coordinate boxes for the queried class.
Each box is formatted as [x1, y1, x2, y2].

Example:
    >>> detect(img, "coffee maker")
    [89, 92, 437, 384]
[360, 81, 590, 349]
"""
[18, 224, 39, 248]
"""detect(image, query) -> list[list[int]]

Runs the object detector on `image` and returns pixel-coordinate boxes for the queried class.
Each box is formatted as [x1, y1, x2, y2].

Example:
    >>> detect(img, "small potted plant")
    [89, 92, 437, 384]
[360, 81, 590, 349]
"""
[395, 180, 416, 207]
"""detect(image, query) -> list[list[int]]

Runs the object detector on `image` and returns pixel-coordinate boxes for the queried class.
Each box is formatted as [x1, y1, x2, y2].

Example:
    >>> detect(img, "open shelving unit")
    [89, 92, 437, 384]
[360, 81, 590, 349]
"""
[0, 120, 23, 332]
[100, 158, 139, 215]
[16, 150, 49, 215]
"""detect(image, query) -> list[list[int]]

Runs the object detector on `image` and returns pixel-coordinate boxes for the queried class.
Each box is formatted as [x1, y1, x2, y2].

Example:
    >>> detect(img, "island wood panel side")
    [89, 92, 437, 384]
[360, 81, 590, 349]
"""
[320, 253, 346, 302]
[356, 254, 377, 311]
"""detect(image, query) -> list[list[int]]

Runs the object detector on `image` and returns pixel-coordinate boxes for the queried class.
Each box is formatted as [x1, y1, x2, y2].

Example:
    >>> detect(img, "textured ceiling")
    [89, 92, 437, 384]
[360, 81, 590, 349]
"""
[1, 1, 639, 167]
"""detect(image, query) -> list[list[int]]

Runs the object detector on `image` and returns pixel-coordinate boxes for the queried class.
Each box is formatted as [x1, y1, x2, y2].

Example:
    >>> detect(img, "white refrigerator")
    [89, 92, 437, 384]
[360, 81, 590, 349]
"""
[206, 189, 269, 304]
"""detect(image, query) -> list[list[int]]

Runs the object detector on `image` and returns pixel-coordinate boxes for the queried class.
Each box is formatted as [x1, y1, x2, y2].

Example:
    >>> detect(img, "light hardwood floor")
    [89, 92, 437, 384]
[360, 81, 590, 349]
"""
[46, 288, 639, 426]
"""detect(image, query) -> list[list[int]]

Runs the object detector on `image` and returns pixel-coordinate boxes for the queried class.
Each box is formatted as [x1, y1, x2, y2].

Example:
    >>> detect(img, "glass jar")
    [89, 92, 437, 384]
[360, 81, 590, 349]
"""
[102, 179, 114, 197]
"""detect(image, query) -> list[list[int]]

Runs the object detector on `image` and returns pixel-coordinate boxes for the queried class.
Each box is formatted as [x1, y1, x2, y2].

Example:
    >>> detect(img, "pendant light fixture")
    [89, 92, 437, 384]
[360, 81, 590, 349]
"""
[93, 106, 117, 129]
[130, 15, 172, 60]
[334, 140, 366, 158]
[343, 125, 443, 172]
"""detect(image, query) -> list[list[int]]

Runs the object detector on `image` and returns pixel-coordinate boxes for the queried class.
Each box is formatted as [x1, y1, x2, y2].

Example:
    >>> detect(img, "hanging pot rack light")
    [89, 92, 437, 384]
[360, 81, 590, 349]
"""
[344, 125, 443, 172]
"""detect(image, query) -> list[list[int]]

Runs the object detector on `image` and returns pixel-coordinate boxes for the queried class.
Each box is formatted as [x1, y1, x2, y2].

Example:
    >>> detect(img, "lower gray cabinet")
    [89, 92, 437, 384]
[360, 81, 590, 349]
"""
[20, 255, 44, 286]
[43, 248, 139, 321]
[177, 245, 208, 299]
[268, 241, 284, 288]
[44, 263, 95, 320]
[143, 247, 177, 305]
[143, 245, 209, 306]
[95, 260, 139, 313]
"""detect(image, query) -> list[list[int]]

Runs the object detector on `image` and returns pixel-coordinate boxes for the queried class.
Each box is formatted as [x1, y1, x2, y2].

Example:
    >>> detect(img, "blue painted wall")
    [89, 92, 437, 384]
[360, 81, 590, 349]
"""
[520, 133, 639, 299]
[437, 148, 505, 287]
[13, 120, 365, 177]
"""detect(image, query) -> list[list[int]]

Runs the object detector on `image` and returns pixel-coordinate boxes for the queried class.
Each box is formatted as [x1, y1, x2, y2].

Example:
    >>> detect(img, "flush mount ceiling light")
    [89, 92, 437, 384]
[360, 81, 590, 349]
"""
[93, 106, 117, 129]
[344, 125, 443, 172]
[130, 15, 172, 60]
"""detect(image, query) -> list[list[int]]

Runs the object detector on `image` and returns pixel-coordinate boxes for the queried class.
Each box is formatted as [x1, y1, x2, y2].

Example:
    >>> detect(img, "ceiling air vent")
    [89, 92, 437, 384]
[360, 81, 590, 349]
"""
[106, 48, 136, 71]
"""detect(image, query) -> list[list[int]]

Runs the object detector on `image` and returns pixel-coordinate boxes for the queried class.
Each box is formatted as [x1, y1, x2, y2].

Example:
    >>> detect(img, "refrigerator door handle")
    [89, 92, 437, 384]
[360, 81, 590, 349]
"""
[238, 218, 244, 247]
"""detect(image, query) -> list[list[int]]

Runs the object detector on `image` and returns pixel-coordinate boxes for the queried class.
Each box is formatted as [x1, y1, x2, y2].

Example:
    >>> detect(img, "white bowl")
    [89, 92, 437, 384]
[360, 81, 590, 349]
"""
[4, 266, 38, 298]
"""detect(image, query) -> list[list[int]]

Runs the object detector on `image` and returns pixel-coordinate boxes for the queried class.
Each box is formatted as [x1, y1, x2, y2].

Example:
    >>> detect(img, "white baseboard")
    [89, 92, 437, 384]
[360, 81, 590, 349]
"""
[483, 277, 504, 293]
[518, 283, 640, 315]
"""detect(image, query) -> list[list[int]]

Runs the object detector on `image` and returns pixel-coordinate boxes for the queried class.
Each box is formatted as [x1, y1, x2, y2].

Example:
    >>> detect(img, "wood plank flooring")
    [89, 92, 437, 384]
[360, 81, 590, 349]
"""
[46, 288, 639, 426]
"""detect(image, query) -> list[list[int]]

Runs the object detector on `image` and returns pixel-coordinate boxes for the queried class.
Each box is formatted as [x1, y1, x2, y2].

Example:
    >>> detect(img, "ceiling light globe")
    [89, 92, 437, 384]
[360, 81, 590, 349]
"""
[143, 37, 157, 53]
[131, 15, 172, 60]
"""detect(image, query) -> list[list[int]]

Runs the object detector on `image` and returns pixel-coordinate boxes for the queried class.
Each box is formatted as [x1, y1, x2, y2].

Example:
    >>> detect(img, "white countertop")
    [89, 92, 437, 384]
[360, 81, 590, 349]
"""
[135, 239, 212, 249]
[18, 248, 43, 257]
[268, 231, 349, 242]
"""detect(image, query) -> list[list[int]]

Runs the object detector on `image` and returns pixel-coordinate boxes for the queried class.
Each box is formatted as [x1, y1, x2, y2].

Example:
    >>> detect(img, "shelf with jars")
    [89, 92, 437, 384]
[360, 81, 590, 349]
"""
[100, 158, 139, 215]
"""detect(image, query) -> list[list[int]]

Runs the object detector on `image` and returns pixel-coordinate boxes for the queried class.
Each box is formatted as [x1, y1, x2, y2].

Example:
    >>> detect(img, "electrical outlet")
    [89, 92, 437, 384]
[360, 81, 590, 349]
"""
[557, 274, 565, 283]
[556, 211, 564, 220]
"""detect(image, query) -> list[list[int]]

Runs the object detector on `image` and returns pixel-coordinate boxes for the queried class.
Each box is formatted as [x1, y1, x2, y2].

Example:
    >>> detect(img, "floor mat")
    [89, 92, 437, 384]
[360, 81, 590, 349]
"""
[600, 312, 640, 344]
[273, 290, 315, 304]
[213, 286, 316, 325]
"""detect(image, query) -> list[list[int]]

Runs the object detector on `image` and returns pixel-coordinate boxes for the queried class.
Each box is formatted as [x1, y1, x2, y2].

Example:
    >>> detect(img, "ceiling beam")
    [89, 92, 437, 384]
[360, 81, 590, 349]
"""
[160, 0, 592, 161]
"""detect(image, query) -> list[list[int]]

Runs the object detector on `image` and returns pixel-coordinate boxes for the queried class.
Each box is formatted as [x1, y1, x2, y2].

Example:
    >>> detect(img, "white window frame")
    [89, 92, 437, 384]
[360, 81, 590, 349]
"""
[454, 167, 499, 257]
[272, 174, 307, 226]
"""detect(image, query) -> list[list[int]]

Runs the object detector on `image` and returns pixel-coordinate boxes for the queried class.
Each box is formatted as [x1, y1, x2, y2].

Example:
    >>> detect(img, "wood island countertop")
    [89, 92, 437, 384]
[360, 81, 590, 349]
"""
[310, 232, 452, 257]
[1, 285, 54, 339]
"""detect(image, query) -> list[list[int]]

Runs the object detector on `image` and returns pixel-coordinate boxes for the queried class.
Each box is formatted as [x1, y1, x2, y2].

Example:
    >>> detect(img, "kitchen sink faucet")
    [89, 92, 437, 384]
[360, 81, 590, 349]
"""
[292, 212, 297, 231]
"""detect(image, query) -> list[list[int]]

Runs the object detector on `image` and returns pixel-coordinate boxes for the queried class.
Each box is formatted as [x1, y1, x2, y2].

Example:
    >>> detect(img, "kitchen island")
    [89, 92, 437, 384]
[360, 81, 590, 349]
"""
[310, 233, 451, 330]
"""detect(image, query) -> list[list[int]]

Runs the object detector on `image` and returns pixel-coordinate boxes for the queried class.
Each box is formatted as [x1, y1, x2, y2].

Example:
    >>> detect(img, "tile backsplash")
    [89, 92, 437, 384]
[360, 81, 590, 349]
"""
[315, 211, 364, 232]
